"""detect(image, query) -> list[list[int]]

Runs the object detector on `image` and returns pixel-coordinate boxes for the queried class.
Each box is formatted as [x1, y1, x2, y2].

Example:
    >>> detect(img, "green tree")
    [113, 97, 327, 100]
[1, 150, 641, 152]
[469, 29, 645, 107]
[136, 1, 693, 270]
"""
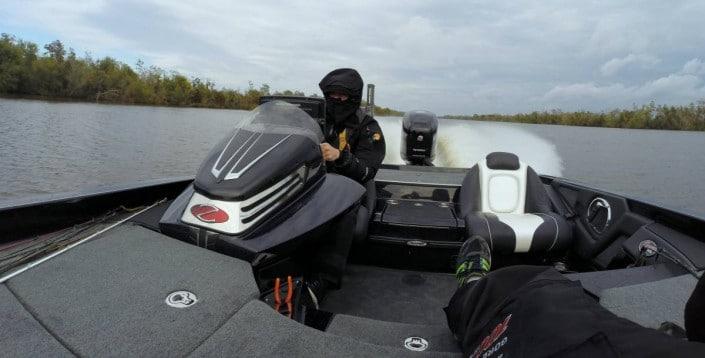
[43, 40, 66, 63]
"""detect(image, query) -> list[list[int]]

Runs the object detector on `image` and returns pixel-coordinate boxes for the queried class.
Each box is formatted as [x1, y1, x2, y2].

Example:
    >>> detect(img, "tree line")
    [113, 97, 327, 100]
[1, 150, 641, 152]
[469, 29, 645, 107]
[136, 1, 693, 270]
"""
[445, 101, 705, 131]
[0, 34, 403, 115]
[4, 34, 703, 129]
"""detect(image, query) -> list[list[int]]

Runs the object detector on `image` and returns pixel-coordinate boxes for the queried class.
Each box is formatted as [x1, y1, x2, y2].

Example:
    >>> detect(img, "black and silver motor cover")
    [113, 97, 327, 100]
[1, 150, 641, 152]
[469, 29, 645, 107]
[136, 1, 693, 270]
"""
[401, 110, 438, 166]
[180, 101, 324, 235]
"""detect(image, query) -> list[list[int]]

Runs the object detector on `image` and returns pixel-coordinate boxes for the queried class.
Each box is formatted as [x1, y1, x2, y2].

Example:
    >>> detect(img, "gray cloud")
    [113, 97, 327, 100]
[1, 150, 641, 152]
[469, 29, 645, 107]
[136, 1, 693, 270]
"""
[4, 0, 705, 113]
[600, 54, 660, 77]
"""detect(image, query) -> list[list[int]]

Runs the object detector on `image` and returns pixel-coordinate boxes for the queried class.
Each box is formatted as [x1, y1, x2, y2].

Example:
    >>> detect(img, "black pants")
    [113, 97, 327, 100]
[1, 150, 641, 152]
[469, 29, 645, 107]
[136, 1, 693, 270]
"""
[445, 265, 705, 357]
[313, 181, 373, 288]
[310, 208, 357, 288]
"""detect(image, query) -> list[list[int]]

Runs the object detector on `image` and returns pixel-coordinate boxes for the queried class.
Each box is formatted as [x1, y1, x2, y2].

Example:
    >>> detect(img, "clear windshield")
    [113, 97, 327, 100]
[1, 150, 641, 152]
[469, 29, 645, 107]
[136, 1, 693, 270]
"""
[237, 100, 323, 143]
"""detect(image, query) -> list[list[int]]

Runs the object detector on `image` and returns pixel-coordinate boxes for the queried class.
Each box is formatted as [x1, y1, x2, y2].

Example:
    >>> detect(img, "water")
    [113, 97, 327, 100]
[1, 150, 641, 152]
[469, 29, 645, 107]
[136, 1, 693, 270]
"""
[1, 98, 704, 218]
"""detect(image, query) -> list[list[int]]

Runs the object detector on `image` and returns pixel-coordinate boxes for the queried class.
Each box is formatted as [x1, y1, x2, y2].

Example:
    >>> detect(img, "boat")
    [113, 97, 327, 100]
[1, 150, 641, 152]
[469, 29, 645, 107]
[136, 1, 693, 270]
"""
[1, 96, 704, 357]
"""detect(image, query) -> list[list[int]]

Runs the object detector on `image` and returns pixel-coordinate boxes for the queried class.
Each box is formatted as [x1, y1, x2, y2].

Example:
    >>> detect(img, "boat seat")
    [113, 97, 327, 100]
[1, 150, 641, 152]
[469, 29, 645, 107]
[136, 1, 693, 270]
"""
[455, 152, 572, 253]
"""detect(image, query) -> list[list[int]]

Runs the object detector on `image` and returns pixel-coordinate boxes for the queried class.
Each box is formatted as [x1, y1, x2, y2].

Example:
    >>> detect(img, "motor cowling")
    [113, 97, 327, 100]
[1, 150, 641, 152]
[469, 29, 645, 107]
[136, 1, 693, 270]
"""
[401, 110, 438, 166]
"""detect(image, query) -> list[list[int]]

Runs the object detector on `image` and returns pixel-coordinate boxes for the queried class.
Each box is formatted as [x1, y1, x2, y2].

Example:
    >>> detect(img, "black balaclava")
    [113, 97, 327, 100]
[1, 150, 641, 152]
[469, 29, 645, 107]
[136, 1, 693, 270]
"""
[319, 68, 364, 128]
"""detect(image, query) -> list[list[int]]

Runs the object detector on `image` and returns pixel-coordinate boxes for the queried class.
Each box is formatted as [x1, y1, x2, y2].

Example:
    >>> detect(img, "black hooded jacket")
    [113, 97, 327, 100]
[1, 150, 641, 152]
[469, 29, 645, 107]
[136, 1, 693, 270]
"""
[319, 69, 386, 184]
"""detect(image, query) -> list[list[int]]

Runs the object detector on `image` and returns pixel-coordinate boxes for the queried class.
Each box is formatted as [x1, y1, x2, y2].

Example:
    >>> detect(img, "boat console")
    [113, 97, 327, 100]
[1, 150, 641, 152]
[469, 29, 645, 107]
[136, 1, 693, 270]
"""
[159, 100, 366, 261]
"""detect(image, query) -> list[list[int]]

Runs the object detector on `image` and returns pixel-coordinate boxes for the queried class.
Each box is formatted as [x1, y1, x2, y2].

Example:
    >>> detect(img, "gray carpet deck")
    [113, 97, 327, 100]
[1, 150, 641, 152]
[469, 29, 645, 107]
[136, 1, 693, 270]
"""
[8, 221, 694, 356]
[2, 223, 464, 357]
[0, 284, 73, 357]
[190, 300, 461, 357]
[565, 263, 685, 297]
[5, 223, 259, 357]
[321, 265, 458, 325]
[326, 314, 461, 353]
[600, 273, 699, 329]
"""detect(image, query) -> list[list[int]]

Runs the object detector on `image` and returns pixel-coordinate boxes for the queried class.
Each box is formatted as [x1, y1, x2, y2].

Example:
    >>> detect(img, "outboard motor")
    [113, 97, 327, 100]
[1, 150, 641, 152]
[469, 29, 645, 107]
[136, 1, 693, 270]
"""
[159, 100, 366, 261]
[401, 110, 438, 166]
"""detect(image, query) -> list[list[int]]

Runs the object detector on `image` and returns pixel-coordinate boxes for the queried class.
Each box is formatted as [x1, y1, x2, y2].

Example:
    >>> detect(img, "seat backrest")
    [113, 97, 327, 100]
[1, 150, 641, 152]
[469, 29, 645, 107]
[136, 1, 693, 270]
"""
[478, 154, 527, 215]
[456, 152, 551, 217]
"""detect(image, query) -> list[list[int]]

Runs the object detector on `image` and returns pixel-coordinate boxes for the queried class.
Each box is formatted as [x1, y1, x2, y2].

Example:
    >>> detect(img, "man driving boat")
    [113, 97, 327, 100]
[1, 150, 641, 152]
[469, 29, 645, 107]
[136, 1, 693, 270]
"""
[318, 68, 385, 184]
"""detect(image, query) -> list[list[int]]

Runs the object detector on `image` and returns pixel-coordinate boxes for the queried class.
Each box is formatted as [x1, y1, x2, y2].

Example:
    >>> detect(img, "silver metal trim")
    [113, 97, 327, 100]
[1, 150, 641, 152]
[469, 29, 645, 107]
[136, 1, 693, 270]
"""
[406, 240, 428, 247]
[228, 132, 264, 175]
[211, 128, 249, 178]
[242, 173, 296, 207]
[239, 179, 302, 220]
[165, 291, 198, 308]
[638, 240, 658, 257]
[224, 134, 292, 180]
[182, 165, 306, 234]
[404, 337, 429, 351]
[240, 185, 301, 224]
[587, 197, 612, 233]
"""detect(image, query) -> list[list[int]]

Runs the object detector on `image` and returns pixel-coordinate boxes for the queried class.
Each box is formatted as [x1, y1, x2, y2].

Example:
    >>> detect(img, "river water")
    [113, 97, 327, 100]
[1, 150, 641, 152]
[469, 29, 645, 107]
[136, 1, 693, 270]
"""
[1, 98, 704, 218]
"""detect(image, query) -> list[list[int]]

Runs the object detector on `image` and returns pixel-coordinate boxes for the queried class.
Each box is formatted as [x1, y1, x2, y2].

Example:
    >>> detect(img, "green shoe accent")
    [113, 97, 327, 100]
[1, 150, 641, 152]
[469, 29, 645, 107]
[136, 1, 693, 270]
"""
[480, 258, 491, 272]
[455, 235, 492, 286]
[455, 262, 469, 275]
[459, 272, 485, 285]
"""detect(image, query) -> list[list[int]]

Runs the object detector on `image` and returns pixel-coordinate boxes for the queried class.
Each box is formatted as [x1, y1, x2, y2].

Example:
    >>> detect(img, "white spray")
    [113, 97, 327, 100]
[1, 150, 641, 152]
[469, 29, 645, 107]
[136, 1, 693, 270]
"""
[377, 117, 563, 176]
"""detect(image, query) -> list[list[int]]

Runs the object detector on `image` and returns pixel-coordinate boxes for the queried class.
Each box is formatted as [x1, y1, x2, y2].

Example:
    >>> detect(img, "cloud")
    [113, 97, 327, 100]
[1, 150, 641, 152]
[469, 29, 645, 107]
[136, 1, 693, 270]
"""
[600, 54, 660, 76]
[3, 0, 705, 114]
[682, 58, 705, 76]
[542, 59, 705, 110]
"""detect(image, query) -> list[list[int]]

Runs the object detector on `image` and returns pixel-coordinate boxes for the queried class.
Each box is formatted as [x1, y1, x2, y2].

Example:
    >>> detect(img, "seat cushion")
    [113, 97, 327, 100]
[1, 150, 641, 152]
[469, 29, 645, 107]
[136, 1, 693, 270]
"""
[465, 212, 571, 253]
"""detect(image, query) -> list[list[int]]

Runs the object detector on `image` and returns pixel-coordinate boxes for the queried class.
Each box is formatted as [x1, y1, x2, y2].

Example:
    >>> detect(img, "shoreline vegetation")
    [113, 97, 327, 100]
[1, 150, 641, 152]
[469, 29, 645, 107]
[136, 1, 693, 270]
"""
[2, 33, 703, 130]
[444, 102, 705, 131]
[0, 34, 402, 116]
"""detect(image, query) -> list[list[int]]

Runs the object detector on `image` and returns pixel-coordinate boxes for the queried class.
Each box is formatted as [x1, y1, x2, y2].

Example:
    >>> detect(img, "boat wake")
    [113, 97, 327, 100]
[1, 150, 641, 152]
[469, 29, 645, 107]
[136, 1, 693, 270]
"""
[378, 117, 563, 176]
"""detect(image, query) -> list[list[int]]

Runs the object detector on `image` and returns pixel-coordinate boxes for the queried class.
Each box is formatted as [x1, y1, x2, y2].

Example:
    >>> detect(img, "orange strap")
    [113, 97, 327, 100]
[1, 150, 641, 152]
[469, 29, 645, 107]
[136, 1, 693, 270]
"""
[274, 277, 281, 309]
[286, 276, 294, 318]
[274, 276, 294, 318]
[286, 276, 294, 302]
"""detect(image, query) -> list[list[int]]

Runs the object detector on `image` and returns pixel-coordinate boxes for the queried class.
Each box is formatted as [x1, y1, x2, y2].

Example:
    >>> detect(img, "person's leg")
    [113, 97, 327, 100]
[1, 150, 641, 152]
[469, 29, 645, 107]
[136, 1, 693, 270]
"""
[319, 180, 373, 287]
[445, 263, 551, 352]
[310, 208, 356, 289]
[447, 235, 548, 343]
[446, 235, 705, 357]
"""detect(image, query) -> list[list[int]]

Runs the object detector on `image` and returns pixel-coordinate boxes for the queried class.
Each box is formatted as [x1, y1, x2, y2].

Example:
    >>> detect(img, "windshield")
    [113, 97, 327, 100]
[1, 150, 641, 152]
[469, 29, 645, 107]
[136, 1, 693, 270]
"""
[237, 100, 323, 144]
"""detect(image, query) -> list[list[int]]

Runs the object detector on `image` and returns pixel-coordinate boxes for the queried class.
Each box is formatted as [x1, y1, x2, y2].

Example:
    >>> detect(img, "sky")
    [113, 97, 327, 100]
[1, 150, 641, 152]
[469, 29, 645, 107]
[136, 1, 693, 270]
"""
[2, 0, 705, 114]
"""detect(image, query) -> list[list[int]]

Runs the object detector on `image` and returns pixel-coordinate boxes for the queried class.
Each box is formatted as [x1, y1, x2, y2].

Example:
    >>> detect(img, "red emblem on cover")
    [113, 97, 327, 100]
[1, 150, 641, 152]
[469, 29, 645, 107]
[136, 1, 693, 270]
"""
[190, 204, 229, 223]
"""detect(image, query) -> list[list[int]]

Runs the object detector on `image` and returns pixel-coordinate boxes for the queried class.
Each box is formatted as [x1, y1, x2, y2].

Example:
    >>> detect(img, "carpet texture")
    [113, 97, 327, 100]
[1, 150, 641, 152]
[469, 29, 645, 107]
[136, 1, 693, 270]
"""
[321, 265, 458, 325]
[190, 300, 461, 357]
[326, 314, 460, 353]
[0, 284, 73, 357]
[600, 273, 698, 329]
[6, 224, 259, 357]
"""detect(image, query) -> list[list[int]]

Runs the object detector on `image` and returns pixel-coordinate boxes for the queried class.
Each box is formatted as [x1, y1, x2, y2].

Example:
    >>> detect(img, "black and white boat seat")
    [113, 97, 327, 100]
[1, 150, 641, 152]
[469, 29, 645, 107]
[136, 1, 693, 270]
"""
[455, 152, 571, 253]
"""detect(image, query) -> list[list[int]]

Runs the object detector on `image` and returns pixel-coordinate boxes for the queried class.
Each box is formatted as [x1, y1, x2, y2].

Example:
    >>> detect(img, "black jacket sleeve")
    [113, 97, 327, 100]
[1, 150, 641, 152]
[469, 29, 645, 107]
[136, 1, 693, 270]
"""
[334, 120, 386, 183]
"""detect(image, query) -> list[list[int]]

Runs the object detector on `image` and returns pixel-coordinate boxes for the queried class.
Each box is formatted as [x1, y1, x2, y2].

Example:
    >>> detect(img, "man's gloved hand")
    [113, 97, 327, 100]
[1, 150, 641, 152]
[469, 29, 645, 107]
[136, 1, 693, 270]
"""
[320, 143, 340, 161]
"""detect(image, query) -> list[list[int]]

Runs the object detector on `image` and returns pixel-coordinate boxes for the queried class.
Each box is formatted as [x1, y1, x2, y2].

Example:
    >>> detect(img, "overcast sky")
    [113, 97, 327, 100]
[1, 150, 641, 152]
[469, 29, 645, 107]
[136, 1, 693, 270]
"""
[3, 1, 705, 114]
